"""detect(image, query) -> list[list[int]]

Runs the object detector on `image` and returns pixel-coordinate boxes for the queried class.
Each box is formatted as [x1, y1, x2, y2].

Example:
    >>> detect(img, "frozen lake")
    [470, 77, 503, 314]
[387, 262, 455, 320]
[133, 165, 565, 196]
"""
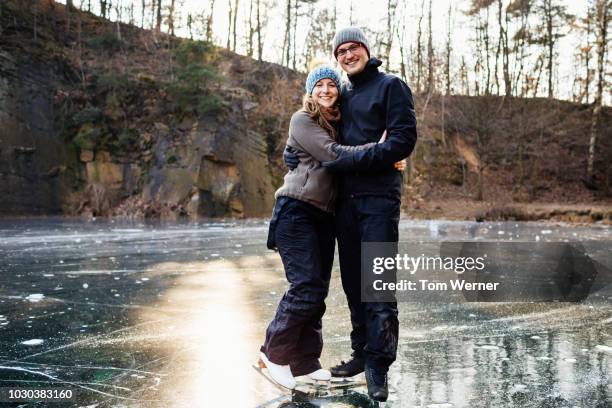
[0, 218, 610, 407]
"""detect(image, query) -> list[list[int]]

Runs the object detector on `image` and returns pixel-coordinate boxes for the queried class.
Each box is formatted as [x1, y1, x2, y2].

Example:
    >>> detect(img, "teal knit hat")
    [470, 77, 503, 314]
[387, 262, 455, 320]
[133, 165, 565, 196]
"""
[305, 64, 341, 95]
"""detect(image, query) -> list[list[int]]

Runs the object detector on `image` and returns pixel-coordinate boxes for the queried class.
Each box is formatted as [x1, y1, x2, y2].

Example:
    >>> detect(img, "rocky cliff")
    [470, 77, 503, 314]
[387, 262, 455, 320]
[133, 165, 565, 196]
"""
[0, 20, 75, 215]
[0, 1, 302, 218]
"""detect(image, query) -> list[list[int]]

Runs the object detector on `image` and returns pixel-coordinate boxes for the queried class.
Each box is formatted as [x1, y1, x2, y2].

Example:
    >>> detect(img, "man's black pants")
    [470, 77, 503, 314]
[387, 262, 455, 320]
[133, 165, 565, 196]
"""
[262, 198, 335, 376]
[335, 195, 400, 373]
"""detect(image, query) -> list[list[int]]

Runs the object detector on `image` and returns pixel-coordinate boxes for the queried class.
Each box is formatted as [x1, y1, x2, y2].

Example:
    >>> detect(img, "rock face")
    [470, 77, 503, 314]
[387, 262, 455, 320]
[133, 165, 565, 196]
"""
[0, 49, 276, 218]
[0, 48, 74, 215]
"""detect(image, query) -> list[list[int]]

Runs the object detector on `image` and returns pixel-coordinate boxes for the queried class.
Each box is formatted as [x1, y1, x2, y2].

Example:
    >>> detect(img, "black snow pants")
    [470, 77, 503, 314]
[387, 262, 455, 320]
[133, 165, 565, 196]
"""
[261, 197, 335, 376]
[335, 195, 400, 373]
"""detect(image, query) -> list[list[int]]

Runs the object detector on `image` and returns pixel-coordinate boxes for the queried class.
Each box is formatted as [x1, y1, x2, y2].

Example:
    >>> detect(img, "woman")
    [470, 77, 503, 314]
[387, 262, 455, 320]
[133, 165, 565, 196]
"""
[259, 62, 403, 389]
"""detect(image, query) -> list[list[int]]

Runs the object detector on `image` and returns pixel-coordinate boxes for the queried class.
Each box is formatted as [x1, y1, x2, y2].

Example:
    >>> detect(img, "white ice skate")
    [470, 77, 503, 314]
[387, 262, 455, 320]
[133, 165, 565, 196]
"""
[259, 352, 296, 390]
[307, 368, 331, 381]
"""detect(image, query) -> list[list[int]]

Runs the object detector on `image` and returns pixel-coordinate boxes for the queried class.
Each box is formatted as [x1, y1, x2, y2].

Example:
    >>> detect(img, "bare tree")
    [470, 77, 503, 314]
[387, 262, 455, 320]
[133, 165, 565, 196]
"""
[494, 0, 511, 96]
[247, 0, 254, 57]
[531, 0, 573, 98]
[168, 0, 176, 36]
[115, 0, 122, 40]
[282, 0, 291, 66]
[396, 0, 408, 82]
[186, 13, 194, 39]
[467, 0, 495, 95]
[66, 0, 75, 32]
[156, 0, 162, 33]
[574, 1, 595, 103]
[304, 7, 336, 64]
[227, 0, 232, 49]
[291, 0, 297, 69]
[426, 0, 434, 94]
[460, 55, 470, 95]
[206, 0, 216, 42]
[586, 0, 610, 187]
[232, 0, 240, 51]
[444, 3, 453, 95]
[383, 0, 398, 71]
[100, 0, 108, 19]
[507, 0, 532, 96]
[256, 0, 263, 60]
[416, 0, 425, 93]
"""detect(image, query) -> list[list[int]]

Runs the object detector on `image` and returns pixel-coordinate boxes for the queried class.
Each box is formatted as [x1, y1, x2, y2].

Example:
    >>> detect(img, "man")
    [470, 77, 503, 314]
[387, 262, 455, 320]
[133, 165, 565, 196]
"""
[285, 27, 417, 401]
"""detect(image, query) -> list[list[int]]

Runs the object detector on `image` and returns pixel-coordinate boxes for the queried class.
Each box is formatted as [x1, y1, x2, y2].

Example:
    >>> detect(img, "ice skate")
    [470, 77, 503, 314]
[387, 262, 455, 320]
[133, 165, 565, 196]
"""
[307, 368, 331, 381]
[258, 352, 296, 390]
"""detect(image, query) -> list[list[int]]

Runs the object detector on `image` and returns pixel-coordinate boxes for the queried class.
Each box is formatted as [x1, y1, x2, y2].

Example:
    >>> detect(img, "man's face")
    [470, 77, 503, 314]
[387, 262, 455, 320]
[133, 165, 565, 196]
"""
[336, 42, 368, 76]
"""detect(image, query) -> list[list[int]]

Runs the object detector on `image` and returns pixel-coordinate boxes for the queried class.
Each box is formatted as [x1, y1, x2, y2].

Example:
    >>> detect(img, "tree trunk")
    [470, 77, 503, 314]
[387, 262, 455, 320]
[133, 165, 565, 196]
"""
[256, 0, 262, 60]
[115, 2, 122, 40]
[476, 165, 484, 201]
[494, 0, 502, 94]
[586, 0, 609, 186]
[156, 0, 162, 33]
[484, 7, 491, 94]
[206, 0, 215, 43]
[585, 4, 593, 103]
[384, 0, 396, 71]
[291, 0, 297, 70]
[396, 18, 406, 81]
[232, 0, 239, 51]
[141, 0, 145, 28]
[66, 0, 73, 32]
[416, 0, 424, 93]
[426, 0, 434, 94]
[247, 0, 254, 57]
[445, 3, 452, 95]
[474, 15, 482, 95]
[502, 7, 511, 96]
[460, 56, 469, 95]
[168, 0, 176, 36]
[100, 0, 106, 18]
[227, 0, 232, 49]
[545, 0, 554, 98]
[282, 0, 291, 66]
[187, 14, 193, 39]
[533, 54, 545, 97]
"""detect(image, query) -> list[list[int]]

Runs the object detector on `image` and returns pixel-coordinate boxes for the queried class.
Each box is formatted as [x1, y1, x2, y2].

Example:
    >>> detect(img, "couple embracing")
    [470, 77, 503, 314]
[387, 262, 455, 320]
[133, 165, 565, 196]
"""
[259, 27, 417, 402]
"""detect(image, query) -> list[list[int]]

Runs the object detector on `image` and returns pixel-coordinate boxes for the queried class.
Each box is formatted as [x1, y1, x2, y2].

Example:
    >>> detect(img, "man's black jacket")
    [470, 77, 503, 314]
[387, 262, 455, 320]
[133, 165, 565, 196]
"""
[329, 58, 417, 200]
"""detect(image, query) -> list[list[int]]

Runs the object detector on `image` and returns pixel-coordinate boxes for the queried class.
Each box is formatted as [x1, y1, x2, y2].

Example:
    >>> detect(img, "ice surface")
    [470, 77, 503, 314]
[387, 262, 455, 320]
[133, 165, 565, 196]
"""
[0, 217, 610, 407]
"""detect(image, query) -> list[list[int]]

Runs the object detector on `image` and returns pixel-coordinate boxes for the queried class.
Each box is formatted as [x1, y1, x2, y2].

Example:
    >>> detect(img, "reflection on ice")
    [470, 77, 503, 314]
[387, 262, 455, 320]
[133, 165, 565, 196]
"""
[0, 218, 610, 406]
[20, 339, 44, 346]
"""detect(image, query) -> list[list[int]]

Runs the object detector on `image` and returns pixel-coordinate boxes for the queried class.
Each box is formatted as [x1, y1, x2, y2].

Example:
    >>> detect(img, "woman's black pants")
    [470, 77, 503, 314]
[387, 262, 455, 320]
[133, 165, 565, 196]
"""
[261, 197, 335, 376]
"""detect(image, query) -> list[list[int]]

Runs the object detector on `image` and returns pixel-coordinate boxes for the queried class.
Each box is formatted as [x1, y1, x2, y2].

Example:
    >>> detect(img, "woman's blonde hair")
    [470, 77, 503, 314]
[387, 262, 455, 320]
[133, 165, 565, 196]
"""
[302, 94, 341, 140]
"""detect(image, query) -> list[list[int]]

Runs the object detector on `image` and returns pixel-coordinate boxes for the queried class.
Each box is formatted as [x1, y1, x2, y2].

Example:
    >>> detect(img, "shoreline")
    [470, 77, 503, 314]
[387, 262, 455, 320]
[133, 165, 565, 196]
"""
[0, 200, 611, 225]
[406, 200, 612, 225]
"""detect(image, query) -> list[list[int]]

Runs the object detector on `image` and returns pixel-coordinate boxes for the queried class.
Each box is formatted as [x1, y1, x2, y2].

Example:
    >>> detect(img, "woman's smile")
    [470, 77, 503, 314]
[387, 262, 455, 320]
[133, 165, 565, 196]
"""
[311, 78, 338, 108]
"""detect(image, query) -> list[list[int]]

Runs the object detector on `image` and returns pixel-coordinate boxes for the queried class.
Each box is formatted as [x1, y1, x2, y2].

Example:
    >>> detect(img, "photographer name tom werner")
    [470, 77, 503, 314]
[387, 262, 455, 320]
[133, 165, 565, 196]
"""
[373, 279, 500, 292]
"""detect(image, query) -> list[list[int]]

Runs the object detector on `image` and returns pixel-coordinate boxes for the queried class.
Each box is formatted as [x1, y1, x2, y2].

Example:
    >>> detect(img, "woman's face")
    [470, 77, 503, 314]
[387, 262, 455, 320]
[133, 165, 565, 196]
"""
[311, 78, 338, 108]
